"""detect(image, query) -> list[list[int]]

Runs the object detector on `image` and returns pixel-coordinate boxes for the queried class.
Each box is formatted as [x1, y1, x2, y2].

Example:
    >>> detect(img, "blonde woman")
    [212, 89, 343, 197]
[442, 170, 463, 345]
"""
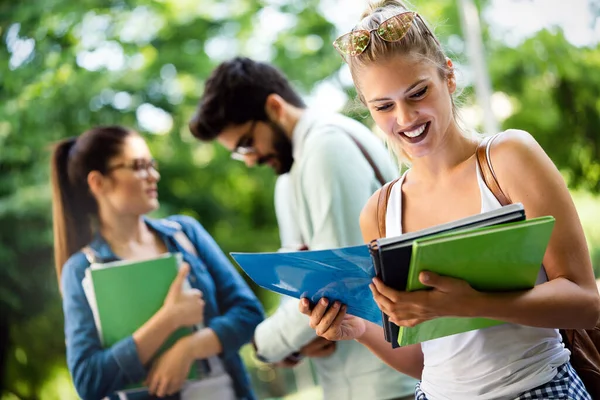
[300, 1, 599, 399]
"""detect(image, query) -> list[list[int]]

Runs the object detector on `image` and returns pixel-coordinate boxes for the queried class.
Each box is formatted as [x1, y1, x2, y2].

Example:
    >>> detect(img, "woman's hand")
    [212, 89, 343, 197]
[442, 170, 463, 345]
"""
[146, 335, 195, 397]
[299, 298, 367, 341]
[370, 271, 480, 327]
[162, 263, 205, 328]
[132, 264, 204, 366]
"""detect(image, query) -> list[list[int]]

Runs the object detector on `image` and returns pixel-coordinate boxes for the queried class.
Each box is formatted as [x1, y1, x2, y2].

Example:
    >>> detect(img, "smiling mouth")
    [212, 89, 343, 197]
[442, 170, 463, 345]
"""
[401, 122, 429, 138]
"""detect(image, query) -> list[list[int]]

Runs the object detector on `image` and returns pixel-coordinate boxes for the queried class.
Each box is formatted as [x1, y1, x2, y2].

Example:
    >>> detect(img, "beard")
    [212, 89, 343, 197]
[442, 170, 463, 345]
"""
[257, 120, 294, 175]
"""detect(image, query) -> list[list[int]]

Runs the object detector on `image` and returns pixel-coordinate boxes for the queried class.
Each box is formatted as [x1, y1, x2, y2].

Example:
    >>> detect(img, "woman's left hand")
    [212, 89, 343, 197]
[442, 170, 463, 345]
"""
[147, 335, 195, 397]
[370, 271, 481, 327]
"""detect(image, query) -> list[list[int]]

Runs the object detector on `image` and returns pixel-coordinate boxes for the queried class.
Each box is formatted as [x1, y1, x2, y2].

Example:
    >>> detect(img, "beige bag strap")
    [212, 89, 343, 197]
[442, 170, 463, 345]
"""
[476, 134, 511, 206]
[80, 223, 198, 264]
[376, 134, 510, 238]
[376, 178, 400, 238]
[171, 225, 199, 257]
[81, 246, 99, 264]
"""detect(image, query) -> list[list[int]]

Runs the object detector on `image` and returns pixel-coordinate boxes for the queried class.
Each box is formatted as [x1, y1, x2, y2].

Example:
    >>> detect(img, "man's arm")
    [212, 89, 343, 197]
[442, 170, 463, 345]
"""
[253, 297, 320, 363]
[256, 174, 335, 365]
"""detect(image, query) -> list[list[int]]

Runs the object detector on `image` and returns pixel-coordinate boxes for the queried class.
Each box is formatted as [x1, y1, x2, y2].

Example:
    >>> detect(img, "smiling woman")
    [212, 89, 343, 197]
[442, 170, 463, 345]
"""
[339, 6, 472, 167]
[49, 126, 264, 400]
[300, 1, 600, 399]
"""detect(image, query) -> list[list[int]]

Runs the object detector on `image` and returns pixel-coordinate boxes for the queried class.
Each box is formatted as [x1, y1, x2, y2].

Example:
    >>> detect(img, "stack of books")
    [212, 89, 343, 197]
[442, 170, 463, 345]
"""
[231, 204, 555, 348]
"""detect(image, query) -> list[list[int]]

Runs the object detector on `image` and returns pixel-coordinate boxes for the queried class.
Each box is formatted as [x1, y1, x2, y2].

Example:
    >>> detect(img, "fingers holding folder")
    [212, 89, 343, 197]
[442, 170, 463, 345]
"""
[369, 273, 480, 328]
[162, 263, 205, 328]
[299, 297, 366, 342]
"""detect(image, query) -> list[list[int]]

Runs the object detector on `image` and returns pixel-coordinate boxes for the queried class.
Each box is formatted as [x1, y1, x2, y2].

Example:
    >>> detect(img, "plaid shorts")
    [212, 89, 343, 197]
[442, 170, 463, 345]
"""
[415, 362, 591, 400]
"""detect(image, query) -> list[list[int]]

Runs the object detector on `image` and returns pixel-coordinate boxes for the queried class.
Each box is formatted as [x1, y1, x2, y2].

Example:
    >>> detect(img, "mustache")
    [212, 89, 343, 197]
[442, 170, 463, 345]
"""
[257, 154, 277, 165]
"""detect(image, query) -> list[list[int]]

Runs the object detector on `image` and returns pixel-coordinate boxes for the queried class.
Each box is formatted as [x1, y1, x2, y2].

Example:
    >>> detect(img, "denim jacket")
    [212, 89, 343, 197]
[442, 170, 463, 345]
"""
[61, 215, 264, 400]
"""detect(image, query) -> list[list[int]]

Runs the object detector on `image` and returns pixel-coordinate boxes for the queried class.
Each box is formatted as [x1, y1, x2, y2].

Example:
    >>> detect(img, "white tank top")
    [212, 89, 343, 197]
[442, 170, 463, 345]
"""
[385, 162, 569, 400]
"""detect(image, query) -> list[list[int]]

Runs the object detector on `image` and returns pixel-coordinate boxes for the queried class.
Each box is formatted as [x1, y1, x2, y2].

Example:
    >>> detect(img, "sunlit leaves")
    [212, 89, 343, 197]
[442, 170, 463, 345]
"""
[489, 29, 600, 192]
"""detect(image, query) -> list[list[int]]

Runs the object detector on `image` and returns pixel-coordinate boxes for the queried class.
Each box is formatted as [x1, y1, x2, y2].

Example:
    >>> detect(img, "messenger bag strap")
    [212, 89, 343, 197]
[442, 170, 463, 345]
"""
[344, 133, 387, 186]
[376, 178, 400, 238]
[476, 134, 511, 206]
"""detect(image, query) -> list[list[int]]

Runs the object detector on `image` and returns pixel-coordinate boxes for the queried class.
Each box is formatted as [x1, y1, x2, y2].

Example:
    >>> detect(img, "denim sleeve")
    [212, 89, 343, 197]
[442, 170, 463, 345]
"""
[61, 253, 147, 399]
[176, 216, 265, 358]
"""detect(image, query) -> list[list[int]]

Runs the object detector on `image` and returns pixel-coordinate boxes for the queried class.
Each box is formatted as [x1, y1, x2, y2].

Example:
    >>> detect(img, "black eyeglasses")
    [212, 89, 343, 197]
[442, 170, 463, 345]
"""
[107, 158, 159, 176]
[231, 121, 257, 161]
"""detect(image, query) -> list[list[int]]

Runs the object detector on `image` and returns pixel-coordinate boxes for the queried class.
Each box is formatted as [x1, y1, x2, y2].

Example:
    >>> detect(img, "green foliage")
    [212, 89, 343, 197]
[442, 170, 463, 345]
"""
[0, 0, 599, 398]
[572, 191, 600, 277]
[489, 30, 600, 192]
[0, 0, 338, 396]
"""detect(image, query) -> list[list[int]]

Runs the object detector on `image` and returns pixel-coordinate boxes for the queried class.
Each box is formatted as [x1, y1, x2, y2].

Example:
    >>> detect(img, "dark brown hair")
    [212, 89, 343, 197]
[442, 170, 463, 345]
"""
[188, 57, 306, 141]
[50, 126, 135, 285]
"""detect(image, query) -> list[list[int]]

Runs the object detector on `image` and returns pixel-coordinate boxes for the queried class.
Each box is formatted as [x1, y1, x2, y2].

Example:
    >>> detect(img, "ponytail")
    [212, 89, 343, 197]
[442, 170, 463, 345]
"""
[50, 126, 134, 289]
[50, 139, 93, 288]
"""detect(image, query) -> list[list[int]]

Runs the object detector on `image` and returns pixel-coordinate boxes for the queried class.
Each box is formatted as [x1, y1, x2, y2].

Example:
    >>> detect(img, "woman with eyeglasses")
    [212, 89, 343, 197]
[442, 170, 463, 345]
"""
[300, 1, 599, 399]
[51, 126, 263, 400]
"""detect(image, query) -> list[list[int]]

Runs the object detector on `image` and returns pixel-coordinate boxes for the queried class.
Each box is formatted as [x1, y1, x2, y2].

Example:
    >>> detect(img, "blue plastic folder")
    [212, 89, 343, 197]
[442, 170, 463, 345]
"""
[231, 206, 554, 346]
[230, 245, 383, 325]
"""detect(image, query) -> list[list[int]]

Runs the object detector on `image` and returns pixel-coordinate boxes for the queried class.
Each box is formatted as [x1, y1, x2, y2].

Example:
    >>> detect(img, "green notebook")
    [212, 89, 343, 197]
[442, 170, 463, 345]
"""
[397, 216, 555, 347]
[87, 253, 197, 388]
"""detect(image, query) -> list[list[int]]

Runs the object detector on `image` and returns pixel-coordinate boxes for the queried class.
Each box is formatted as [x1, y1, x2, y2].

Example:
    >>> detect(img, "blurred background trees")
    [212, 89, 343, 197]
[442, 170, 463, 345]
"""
[1, 0, 598, 398]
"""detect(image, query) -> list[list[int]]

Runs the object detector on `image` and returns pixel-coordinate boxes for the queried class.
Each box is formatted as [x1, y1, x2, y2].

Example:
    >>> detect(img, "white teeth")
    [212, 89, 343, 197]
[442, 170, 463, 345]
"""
[403, 123, 426, 138]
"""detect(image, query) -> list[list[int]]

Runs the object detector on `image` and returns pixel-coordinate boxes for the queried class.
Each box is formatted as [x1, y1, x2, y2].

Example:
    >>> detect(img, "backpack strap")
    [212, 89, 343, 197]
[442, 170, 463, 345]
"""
[376, 178, 400, 238]
[476, 134, 511, 206]
[80, 221, 199, 264]
[81, 246, 100, 264]
[479, 135, 600, 394]
[376, 134, 509, 238]
[164, 220, 199, 258]
[174, 230, 198, 258]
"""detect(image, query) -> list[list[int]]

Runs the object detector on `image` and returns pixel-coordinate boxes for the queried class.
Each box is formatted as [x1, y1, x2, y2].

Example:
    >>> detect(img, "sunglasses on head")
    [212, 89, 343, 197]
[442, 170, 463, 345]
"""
[333, 11, 417, 57]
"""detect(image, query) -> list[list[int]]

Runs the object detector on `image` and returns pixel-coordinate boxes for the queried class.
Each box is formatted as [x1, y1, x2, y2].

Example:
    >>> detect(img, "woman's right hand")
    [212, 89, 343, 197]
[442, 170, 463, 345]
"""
[162, 263, 205, 328]
[299, 297, 366, 341]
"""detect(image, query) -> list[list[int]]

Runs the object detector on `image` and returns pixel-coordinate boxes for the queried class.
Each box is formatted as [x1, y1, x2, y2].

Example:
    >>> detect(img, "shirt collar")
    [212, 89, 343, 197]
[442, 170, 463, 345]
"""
[291, 109, 324, 161]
